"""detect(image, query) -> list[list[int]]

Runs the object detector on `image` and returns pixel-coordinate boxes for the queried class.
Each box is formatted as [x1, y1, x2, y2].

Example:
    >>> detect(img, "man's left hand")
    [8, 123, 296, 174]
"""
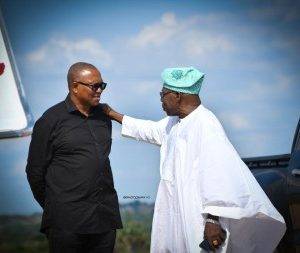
[204, 222, 226, 250]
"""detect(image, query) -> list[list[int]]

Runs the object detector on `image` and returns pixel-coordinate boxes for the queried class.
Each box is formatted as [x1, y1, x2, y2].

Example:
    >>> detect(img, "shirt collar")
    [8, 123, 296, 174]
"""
[64, 94, 98, 116]
[179, 104, 203, 123]
[64, 94, 78, 113]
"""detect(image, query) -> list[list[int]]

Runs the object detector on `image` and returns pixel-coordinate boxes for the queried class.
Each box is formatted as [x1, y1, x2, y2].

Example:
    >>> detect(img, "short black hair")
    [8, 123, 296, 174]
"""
[67, 62, 97, 89]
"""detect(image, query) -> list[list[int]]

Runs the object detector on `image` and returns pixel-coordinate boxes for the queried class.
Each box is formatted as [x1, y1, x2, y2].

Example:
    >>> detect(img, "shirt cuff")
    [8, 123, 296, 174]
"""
[202, 206, 247, 220]
[121, 115, 137, 138]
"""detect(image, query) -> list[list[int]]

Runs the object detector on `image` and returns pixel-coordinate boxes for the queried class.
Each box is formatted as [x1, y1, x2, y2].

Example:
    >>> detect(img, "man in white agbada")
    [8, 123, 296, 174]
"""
[104, 67, 286, 252]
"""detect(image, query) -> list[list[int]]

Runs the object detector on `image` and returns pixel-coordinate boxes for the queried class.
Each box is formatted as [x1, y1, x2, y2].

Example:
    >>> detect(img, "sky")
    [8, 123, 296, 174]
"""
[0, 0, 299, 214]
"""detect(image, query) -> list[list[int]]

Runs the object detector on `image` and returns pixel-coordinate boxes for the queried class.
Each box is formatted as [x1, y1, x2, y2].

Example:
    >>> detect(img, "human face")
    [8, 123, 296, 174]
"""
[160, 88, 179, 116]
[73, 68, 104, 107]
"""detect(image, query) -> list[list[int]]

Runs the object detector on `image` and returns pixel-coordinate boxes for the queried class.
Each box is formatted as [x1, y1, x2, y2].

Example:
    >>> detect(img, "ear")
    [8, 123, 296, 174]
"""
[72, 83, 78, 94]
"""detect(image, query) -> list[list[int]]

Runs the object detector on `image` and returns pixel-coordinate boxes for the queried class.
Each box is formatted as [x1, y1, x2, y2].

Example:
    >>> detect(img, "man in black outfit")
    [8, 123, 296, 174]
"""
[26, 62, 122, 253]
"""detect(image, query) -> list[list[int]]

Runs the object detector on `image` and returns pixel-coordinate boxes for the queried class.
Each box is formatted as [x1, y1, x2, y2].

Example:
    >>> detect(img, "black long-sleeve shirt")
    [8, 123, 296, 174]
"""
[26, 94, 122, 234]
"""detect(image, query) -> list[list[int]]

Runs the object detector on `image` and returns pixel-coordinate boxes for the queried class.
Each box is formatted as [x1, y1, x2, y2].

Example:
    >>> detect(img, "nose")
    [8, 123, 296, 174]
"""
[95, 87, 102, 93]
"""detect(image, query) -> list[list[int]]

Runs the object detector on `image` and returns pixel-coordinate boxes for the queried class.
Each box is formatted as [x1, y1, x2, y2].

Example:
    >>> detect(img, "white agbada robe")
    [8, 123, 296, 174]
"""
[121, 104, 286, 253]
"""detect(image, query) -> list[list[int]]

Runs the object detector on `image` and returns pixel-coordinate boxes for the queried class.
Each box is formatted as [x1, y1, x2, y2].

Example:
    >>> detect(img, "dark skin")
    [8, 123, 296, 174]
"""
[102, 87, 225, 250]
[160, 87, 200, 118]
[69, 67, 104, 117]
[205, 215, 226, 250]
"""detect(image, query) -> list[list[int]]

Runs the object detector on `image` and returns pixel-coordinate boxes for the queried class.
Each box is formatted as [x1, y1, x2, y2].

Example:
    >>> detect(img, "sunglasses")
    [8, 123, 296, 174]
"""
[74, 81, 107, 92]
[159, 90, 173, 99]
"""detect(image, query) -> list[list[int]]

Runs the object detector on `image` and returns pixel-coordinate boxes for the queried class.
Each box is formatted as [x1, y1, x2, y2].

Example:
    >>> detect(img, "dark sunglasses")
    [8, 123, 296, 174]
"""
[74, 81, 107, 92]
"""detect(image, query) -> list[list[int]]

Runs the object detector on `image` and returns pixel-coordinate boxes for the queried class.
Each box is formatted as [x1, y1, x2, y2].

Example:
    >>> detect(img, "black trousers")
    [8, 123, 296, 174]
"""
[46, 229, 116, 253]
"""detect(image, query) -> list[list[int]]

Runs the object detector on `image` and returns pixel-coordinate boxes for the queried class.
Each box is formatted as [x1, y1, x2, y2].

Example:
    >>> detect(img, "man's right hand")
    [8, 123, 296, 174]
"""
[204, 222, 226, 250]
[100, 103, 113, 117]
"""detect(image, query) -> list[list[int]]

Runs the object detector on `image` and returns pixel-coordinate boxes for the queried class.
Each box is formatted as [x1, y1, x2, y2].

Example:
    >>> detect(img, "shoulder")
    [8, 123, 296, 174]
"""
[159, 116, 172, 124]
[198, 105, 227, 138]
[94, 104, 112, 125]
[34, 101, 66, 129]
[159, 116, 178, 134]
[155, 116, 174, 129]
[42, 101, 66, 118]
[197, 105, 219, 124]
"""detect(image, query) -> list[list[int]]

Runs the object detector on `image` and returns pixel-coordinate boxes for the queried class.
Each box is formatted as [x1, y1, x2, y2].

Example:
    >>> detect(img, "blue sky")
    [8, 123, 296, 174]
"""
[0, 0, 299, 214]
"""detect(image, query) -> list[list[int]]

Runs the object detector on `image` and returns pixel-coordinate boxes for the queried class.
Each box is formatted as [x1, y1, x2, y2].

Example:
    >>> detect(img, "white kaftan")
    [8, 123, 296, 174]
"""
[121, 105, 286, 253]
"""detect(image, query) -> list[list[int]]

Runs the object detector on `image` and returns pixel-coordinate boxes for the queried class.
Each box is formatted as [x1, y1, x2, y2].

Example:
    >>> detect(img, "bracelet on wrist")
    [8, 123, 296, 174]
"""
[206, 218, 220, 225]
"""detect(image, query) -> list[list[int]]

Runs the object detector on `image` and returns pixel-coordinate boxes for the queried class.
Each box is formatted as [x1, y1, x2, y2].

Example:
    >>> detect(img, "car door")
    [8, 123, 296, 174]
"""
[287, 119, 300, 251]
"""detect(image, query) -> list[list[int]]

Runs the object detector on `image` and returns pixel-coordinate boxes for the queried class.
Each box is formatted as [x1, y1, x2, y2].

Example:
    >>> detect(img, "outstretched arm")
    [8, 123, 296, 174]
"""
[101, 103, 167, 146]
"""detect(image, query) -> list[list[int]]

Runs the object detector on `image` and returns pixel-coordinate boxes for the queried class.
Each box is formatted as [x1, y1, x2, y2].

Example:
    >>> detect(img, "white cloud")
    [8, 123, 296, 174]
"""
[234, 132, 270, 157]
[129, 13, 181, 48]
[184, 31, 235, 57]
[234, 74, 294, 102]
[134, 80, 159, 95]
[128, 12, 236, 60]
[27, 37, 112, 68]
[220, 113, 250, 130]
[27, 47, 47, 63]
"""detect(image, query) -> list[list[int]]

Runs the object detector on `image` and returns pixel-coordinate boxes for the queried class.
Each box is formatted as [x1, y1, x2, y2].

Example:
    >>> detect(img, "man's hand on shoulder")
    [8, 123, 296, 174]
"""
[100, 103, 124, 124]
[100, 103, 113, 117]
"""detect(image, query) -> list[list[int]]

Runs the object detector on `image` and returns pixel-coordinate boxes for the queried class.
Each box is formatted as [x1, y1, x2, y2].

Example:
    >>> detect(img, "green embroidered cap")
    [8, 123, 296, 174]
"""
[161, 67, 205, 94]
